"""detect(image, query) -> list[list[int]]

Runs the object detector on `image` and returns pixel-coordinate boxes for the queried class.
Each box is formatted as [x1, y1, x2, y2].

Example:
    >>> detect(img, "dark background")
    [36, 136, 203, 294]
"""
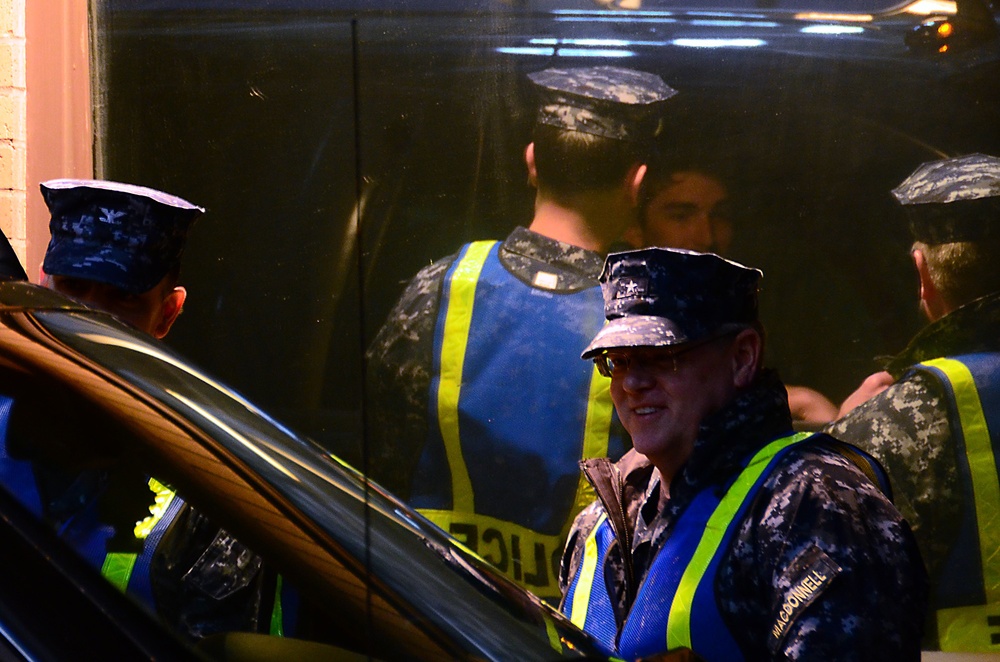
[96, 0, 1000, 464]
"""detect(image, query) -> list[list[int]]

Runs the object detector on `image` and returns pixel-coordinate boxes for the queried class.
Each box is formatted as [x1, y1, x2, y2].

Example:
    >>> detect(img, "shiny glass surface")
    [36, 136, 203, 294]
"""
[87, 0, 1000, 656]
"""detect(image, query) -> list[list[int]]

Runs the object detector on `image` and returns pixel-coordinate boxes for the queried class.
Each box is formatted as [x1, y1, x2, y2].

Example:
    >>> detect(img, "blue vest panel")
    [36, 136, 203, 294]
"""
[564, 436, 805, 661]
[562, 513, 618, 655]
[413, 242, 624, 533]
[914, 353, 1000, 608]
[0, 392, 180, 611]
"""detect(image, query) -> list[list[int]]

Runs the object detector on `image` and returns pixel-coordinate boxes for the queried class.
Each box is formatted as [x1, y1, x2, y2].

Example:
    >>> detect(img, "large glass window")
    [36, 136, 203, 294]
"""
[90, 0, 1000, 653]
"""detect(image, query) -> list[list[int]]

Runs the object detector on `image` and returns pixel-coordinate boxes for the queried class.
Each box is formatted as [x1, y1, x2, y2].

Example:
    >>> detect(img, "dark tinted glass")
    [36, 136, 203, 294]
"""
[93, 0, 1000, 653]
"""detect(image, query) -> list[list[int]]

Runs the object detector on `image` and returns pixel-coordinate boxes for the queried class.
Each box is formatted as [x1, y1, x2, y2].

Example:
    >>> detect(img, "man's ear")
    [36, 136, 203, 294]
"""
[525, 142, 538, 188]
[912, 248, 948, 321]
[153, 286, 187, 339]
[731, 328, 762, 389]
[627, 163, 647, 206]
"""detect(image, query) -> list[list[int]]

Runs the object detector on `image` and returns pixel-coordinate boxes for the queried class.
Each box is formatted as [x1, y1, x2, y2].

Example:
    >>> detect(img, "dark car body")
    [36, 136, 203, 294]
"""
[92, 0, 1000, 464]
[0, 278, 606, 660]
[10, 3, 1000, 657]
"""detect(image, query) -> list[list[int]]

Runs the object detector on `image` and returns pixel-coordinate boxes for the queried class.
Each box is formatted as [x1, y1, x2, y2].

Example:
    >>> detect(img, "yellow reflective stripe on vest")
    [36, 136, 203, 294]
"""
[570, 512, 608, 629]
[101, 477, 177, 593]
[667, 432, 810, 651]
[432, 239, 614, 599]
[437, 240, 497, 512]
[921, 358, 1000, 651]
[937, 603, 1000, 652]
[270, 574, 285, 637]
[543, 611, 564, 655]
[101, 552, 138, 593]
[419, 509, 565, 600]
[569, 366, 615, 528]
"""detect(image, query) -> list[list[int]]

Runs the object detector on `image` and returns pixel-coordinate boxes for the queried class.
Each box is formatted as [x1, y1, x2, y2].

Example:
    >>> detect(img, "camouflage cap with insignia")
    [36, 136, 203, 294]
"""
[40, 179, 204, 295]
[581, 247, 761, 359]
[892, 153, 1000, 244]
[527, 66, 677, 142]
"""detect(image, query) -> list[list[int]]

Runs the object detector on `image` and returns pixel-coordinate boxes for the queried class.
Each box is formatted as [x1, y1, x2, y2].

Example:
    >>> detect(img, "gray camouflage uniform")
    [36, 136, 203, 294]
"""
[825, 289, 1000, 648]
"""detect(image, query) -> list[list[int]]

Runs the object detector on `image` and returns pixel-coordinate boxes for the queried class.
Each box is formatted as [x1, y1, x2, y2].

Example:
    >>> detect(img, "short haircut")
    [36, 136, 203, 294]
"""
[916, 237, 1000, 308]
[637, 150, 735, 224]
[160, 264, 182, 291]
[532, 124, 647, 198]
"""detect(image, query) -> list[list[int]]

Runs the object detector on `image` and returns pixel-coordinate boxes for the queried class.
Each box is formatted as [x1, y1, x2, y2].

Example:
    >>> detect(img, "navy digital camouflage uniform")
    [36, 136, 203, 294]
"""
[365, 67, 674, 498]
[34, 180, 275, 640]
[560, 247, 927, 660]
[366, 225, 615, 498]
[41, 179, 202, 294]
[561, 373, 927, 659]
[825, 153, 1000, 650]
[826, 291, 1000, 644]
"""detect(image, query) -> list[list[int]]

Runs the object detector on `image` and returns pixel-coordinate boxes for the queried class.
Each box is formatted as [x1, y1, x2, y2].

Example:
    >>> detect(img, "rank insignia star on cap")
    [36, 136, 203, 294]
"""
[582, 247, 761, 359]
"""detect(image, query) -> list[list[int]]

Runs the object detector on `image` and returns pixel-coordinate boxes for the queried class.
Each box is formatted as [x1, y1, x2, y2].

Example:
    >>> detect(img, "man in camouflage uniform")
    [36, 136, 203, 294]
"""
[24, 180, 275, 640]
[39, 179, 200, 339]
[559, 247, 927, 660]
[366, 66, 674, 601]
[827, 153, 1000, 653]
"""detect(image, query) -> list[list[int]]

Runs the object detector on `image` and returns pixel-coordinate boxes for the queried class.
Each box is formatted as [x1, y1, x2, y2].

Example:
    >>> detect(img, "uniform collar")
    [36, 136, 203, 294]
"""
[498, 226, 606, 292]
[886, 289, 1000, 376]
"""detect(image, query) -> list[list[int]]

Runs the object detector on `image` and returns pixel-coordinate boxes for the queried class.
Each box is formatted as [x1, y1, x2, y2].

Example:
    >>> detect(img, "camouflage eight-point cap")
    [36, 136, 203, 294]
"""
[528, 65, 677, 142]
[892, 153, 1000, 244]
[581, 247, 761, 358]
[41, 179, 204, 295]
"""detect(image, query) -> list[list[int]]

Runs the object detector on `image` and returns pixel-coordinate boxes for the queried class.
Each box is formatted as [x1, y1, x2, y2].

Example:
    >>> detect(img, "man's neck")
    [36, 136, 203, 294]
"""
[527, 195, 632, 253]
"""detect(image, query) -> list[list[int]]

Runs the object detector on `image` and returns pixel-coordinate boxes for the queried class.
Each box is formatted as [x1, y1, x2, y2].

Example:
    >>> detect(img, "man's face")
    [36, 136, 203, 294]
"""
[605, 337, 739, 473]
[44, 274, 183, 338]
[643, 171, 733, 254]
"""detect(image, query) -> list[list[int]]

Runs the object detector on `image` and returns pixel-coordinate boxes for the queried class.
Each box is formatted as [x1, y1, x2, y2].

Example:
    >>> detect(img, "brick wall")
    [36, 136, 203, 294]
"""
[0, 0, 25, 266]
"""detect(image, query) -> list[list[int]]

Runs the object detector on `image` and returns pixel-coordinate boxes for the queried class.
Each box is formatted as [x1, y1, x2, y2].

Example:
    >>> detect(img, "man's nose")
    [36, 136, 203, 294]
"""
[619, 361, 658, 391]
[693, 214, 716, 251]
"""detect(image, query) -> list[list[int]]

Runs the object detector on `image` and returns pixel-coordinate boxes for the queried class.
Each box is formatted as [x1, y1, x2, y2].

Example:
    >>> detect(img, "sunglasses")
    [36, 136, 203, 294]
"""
[593, 333, 732, 378]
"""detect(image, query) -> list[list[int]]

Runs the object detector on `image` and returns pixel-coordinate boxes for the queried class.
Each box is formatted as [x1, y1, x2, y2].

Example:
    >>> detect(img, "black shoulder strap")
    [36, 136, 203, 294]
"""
[808, 433, 895, 503]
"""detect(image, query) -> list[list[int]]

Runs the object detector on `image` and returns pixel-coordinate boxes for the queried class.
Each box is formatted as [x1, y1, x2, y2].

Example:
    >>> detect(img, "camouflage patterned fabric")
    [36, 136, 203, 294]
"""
[40, 179, 203, 294]
[582, 247, 761, 358]
[528, 66, 677, 142]
[364, 226, 618, 499]
[825, 289, 1000, 649]
[892, 153, 1000, 205]
[892, 153, 1000, 244]
[561, 370, 928, 659]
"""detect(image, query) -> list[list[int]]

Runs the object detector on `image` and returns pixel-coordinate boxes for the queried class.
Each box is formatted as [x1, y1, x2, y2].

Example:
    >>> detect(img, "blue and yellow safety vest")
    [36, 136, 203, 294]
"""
[0, 393, 183, 605]
[0, 393, 292, 636]
[562, 432, 811, 660]
[411, 240, 627, 601]
[912, 353, 1000, 653]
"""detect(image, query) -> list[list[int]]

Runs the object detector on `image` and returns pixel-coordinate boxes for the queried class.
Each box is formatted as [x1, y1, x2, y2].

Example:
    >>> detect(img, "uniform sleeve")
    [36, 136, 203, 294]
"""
[824, 374, 954, 563]
[719, 449, 929, 661]
[364, 257, 453, 499]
